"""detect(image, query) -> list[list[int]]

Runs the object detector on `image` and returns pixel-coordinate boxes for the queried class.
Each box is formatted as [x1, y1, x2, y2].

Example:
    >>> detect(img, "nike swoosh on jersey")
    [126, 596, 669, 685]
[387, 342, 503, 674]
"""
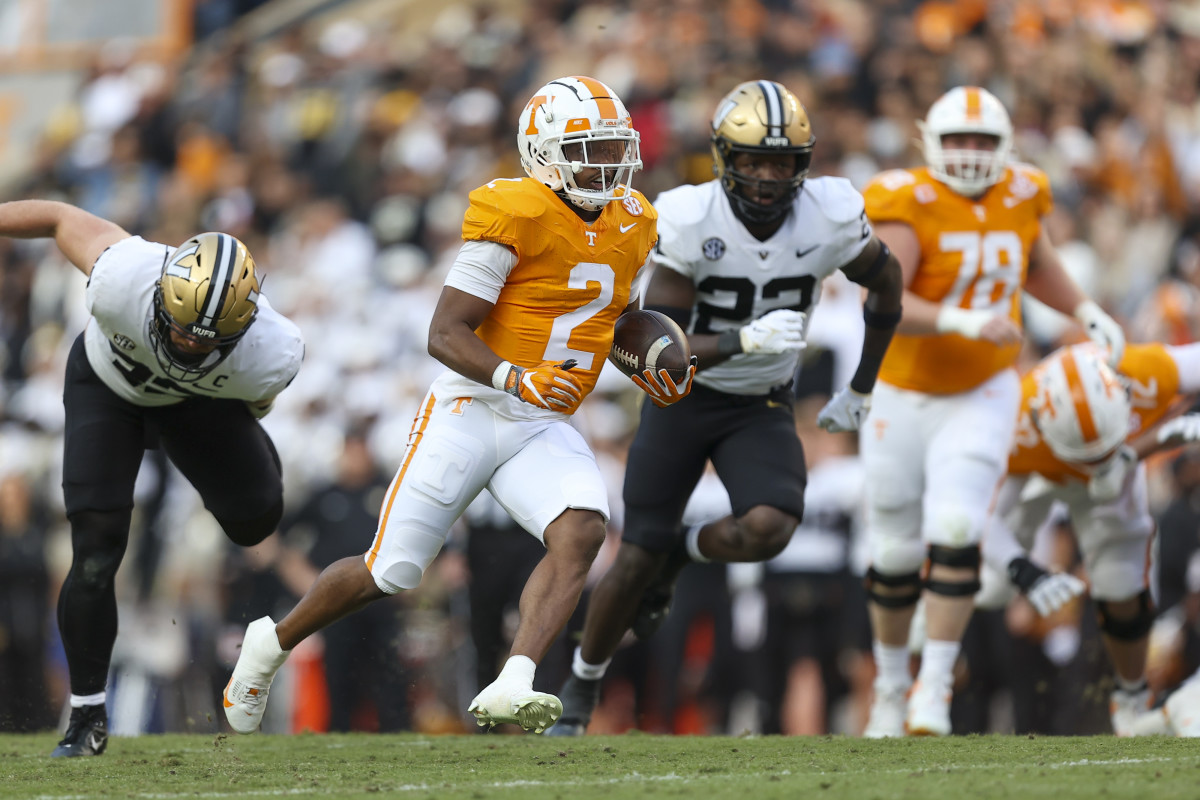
[796, 245, 819, 258]
[619, 222, 637, 233]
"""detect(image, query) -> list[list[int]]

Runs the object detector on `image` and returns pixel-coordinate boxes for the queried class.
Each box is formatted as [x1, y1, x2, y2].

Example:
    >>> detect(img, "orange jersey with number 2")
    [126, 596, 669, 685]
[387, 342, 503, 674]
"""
[461, 177, 658, 402]
[863, 164, 1052, 395]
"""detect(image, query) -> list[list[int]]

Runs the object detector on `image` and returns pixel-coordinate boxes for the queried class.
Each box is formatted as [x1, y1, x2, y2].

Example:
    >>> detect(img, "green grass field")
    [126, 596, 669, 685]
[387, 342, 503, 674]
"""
[2, 732, 1198, 800]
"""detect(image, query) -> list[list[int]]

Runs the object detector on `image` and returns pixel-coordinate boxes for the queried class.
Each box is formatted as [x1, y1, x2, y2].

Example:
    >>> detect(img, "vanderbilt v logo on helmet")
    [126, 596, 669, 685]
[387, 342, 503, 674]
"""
[150, 232, 260, 381]
[711, 80, 815, 225]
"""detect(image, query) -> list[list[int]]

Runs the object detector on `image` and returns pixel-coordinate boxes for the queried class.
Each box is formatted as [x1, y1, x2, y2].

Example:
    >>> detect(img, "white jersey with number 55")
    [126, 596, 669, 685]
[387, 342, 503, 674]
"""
[652, 177, 871, 396]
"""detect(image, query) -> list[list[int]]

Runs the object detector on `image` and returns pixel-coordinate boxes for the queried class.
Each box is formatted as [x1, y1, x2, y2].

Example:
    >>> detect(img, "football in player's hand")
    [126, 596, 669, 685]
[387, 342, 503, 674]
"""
[609, 310, 691, 381]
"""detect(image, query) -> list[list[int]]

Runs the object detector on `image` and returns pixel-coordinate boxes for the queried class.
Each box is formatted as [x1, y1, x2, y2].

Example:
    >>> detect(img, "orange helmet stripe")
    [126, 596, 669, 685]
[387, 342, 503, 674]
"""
[572, 75, 618, 120]
[1060, 349, 1099, 443]
[964, 87, 982, 122]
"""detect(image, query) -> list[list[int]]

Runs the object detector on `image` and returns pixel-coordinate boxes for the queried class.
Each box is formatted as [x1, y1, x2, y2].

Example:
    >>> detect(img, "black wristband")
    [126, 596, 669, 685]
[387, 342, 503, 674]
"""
[863, 306, 902, 330]
[1007, 556, 1047, 593]
[717, 330, 743, 356]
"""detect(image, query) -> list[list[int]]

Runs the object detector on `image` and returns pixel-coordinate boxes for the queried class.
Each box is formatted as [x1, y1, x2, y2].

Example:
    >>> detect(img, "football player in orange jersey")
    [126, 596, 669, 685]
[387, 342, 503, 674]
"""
[549, 80, 903, 736]
[976, 341, 1200, 735]
[859, 86, 1125, 737]
[222, 76, 696, 736]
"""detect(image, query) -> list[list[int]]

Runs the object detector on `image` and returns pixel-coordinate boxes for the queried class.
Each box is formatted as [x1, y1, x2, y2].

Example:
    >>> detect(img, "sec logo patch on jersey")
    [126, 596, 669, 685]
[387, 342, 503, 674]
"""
[702, 237, 726, 260]
[622, 195, 644, 216]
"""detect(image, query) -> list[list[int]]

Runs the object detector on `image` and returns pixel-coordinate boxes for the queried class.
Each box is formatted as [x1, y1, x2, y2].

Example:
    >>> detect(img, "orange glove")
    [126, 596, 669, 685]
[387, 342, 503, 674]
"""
[631, 356, 697, 408]
[500, 359, 583, 412]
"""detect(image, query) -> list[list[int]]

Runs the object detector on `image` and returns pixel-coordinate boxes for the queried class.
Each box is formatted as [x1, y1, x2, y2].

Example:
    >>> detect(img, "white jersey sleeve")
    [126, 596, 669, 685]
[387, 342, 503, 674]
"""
[83, 236, 304, 407]
[444, 240, 517, 303]
[802, 177, 872, 270]
[651, 185, 715, 279]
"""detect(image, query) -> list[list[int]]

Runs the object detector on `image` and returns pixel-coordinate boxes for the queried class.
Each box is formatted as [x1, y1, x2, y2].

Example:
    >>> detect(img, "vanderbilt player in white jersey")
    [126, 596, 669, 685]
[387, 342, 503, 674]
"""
[0, 201, 304, 757]
[549, 80, 903, 736]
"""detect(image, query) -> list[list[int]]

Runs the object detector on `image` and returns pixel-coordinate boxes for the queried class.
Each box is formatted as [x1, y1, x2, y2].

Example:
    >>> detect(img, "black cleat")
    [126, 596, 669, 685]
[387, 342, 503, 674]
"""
[630, 581, 676, 641]
[51, 704, 108, 758]
[545, 675, 601, 737]
[630, 538, 693, 641]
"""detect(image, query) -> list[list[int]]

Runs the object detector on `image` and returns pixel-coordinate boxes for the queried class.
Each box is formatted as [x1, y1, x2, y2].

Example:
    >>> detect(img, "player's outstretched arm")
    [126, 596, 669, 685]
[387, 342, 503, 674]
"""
[818, 237, 902, 433]
[1025, 227, 1124, 365]
[0, 200, 128, 276]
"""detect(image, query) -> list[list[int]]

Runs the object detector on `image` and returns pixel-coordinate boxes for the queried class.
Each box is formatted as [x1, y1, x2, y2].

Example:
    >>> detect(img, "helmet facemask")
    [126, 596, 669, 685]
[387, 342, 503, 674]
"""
[710, 80, 815, 226]
[713, 139, 813, 225]
[919, 86, 1014, 197]
[149, 232, 261, 382]
[549, 130, 642, 211]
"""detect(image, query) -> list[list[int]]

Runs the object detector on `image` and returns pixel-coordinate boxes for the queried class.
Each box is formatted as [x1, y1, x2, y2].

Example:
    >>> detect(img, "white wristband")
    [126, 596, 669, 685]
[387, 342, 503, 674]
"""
[936, 306, 991, 339]
[491, 360, 516, 391]
[1073, 299, 1101, 323]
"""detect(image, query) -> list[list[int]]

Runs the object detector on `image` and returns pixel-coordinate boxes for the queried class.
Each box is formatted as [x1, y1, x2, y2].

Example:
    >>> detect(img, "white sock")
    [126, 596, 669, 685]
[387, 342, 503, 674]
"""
[1115, 674, 1147, 693]
[685, 524, 710, 563]
[572, 646, 611, 681]
[872, 642, 911, 688]
[917, 639, 960, 687]
[70, 692, 106, 709]
[873, 642, 907, 690]
[498, 655, 536, 688]
[251, 617, 289, 668]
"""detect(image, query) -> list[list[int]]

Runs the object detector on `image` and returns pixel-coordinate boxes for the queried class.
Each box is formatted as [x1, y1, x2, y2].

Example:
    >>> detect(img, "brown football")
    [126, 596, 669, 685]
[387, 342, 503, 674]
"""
[609, 310, 691, 380]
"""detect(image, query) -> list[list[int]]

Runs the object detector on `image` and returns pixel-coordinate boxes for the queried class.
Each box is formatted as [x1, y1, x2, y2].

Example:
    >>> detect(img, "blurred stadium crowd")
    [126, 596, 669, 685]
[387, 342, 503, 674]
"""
[4, 0, 1200, 737]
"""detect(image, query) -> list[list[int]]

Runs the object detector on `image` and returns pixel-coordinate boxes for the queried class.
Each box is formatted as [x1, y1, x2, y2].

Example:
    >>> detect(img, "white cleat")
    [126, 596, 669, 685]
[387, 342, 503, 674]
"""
[906, 679, 952, 736]
[1128, 707, 1172, 736]
[863, 682, 909, 738]
[469, 680, 563, 734]
[1110, 685, 1152, 737]
[1165, 680, 1200, 737]
[223, 617, 288, 735]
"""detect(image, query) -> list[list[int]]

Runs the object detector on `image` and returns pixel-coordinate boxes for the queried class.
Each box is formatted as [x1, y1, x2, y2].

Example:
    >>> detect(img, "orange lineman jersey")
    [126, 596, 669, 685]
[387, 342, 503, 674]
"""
[864, 164, 1053, 395]
[460, 177, 658, 405]
[1009, 343, 1181, 483]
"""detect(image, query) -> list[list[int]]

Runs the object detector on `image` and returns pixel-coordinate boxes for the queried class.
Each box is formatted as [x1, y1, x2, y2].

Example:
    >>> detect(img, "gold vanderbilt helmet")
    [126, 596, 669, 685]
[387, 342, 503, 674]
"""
[711, 80, 815, 224]
[149, 232, 260, 381]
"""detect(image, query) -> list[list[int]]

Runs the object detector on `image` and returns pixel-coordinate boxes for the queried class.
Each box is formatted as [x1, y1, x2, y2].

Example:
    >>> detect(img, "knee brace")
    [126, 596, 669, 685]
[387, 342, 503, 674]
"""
[924, 544, 981, 598]
[1096, 590, 1155, 641]
[865, 567, 923, 609]
[219, 496, 283, 547]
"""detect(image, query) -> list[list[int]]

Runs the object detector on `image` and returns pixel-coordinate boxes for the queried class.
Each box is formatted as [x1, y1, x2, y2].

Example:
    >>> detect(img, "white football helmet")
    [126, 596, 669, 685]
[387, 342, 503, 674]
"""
[918, 86, 1013, 197]
[1032, 345, 1132, 463]
[517, 75, 642, 211]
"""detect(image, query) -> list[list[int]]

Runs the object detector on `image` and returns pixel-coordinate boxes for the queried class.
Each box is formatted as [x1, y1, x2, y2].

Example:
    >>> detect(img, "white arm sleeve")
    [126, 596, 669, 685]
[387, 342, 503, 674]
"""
[1166, 343, 1200, 394]
[629, 257, 650, 306]
[444, 240, 517, 304]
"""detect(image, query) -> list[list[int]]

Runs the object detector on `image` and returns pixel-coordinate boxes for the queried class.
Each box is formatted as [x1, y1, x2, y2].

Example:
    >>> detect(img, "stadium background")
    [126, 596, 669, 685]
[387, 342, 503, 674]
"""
[1, 0, 1199, 739]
